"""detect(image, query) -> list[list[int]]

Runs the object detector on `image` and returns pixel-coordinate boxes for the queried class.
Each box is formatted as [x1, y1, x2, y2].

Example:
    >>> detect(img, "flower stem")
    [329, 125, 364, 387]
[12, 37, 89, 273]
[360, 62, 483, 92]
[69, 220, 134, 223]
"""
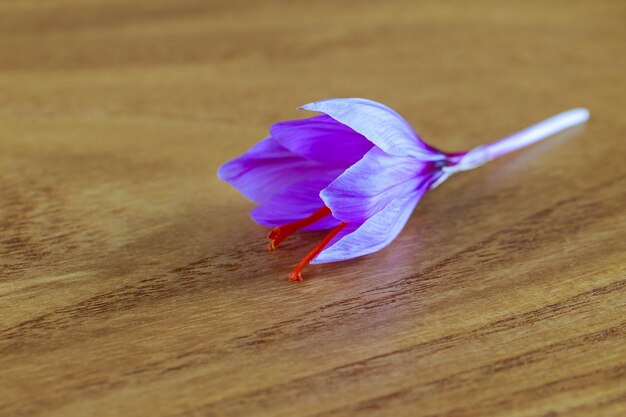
[483, 108, 590, 161]
[431, 108, 590, 190]
[451, 108, 590, 173]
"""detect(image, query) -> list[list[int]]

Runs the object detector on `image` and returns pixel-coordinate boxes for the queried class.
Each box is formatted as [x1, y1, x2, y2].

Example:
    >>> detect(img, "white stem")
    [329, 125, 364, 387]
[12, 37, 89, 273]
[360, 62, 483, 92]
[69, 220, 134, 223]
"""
[430, 108, 590, 189]
[483, 108, 590, 160]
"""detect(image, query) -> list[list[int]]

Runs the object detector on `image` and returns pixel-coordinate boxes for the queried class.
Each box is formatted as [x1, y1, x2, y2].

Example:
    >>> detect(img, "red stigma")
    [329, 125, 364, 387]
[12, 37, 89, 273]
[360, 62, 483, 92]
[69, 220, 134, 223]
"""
[266, 206, 348, 281]
[267, 206, 331, 250]
[288, 222, 347, 282]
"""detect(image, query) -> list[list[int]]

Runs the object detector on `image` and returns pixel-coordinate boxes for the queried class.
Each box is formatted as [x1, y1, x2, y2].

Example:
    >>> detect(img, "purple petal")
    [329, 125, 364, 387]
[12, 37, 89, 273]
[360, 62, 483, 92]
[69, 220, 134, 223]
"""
[300, 98, 444, 160]
[217, 137, 327, 203]
[250, 170, 343, 230]
[270, 115, 373, 167]
[320, 147, 430, 222]
[311, 190, 424, 264]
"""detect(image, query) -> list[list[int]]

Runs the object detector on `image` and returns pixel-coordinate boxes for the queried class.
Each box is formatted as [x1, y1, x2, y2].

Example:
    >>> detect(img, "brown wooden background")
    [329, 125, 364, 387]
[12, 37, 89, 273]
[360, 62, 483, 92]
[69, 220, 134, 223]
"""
[1, 0, 625, 416]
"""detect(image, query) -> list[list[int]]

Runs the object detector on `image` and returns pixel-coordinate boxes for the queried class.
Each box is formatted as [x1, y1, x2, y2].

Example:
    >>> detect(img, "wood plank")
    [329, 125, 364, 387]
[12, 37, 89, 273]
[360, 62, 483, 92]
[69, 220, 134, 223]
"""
[1, 0, 625, 415]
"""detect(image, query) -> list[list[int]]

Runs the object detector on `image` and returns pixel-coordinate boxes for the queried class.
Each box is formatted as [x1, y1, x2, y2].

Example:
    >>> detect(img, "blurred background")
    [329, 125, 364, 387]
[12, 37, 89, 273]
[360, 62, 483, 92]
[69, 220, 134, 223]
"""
[2, 0, 623, 143]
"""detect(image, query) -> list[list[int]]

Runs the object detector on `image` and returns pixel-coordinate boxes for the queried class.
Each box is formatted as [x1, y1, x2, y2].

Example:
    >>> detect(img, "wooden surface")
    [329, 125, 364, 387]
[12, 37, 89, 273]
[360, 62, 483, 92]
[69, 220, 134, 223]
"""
[1, 0, 625, 416]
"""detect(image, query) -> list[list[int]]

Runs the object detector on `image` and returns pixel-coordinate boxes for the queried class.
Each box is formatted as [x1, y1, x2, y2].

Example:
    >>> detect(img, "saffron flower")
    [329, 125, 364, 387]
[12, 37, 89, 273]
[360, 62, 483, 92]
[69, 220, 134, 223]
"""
[218, 98, 589, 281]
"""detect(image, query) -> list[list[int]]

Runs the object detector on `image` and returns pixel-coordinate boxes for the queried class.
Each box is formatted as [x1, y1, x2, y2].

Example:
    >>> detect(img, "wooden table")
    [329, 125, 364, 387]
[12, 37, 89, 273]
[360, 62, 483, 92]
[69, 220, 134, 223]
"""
[1, 1, 625, 416]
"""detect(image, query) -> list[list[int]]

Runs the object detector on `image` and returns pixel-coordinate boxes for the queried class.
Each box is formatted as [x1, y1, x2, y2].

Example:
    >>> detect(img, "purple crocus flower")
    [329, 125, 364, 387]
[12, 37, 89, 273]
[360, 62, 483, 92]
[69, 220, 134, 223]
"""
[218, 98, 589, 281]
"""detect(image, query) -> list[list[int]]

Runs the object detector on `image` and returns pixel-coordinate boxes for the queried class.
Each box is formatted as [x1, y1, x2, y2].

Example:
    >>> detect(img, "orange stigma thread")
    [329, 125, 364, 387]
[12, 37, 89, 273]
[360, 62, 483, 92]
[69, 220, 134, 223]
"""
[268, 206, 331, 250]
[289, 222, 347, 282]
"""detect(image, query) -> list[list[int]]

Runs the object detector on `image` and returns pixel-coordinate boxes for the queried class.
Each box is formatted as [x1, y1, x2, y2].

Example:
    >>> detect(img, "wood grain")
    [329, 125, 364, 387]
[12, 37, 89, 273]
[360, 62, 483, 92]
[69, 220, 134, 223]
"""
[1, 0, 625, 416]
